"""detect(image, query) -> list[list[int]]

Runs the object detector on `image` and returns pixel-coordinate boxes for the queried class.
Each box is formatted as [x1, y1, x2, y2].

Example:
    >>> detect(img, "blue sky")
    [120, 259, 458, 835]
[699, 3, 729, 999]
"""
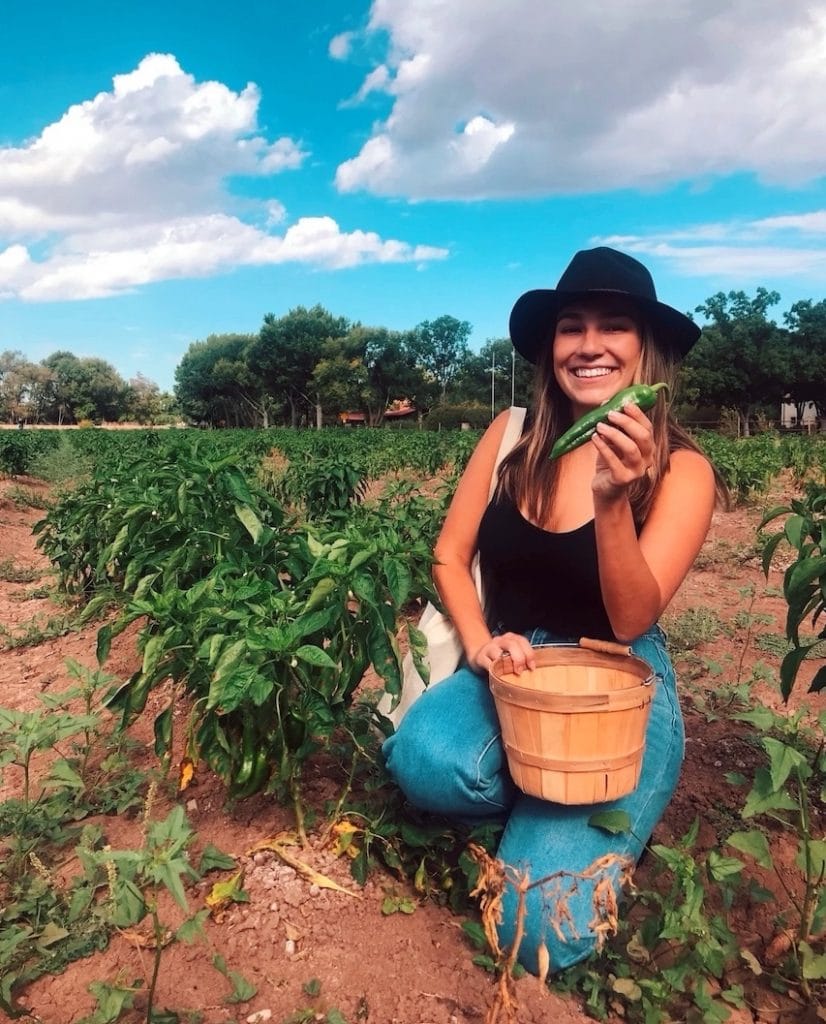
[3, 0, 826, 393]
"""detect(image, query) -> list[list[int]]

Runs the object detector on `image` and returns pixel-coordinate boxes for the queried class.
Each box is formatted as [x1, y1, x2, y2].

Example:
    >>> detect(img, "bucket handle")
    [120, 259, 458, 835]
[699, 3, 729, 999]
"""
[578, 636, 633, 658]
[499, 637, 655, 686]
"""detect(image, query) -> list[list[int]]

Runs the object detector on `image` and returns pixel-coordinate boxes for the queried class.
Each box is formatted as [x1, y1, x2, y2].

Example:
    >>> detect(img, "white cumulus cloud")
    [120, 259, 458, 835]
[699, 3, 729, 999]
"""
[0, 53, 447, 302]
[335, 0, 826, 199]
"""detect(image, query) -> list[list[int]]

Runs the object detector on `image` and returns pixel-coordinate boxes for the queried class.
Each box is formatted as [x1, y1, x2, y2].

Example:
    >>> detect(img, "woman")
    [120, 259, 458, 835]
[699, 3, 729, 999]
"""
[383, 246, 725, 974]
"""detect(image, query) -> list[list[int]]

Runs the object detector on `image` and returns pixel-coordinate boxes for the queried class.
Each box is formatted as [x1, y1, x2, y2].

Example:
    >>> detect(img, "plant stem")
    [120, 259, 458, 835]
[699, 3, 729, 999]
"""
[145, 902, 164, 1023]
[291, 776, 307, 846]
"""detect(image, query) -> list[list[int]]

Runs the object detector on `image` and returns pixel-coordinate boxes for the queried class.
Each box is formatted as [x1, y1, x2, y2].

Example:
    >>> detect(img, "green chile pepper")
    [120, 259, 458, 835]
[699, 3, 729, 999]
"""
[233, 716, 257, 788]
[549, 382, 669, 460]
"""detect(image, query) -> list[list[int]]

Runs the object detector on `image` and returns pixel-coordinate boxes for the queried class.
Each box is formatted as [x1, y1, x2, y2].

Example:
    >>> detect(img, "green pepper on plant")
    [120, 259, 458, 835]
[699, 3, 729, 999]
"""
[550, 382, 670, 460]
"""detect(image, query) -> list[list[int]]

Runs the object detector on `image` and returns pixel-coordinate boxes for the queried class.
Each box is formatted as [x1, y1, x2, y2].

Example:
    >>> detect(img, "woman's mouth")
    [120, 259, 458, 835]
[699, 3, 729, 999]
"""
[571, 367, 616, 379]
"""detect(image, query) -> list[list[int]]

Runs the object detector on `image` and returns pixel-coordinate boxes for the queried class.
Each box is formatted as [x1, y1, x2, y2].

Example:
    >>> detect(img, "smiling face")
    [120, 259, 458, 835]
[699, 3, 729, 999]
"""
[552, 296, 643, 418]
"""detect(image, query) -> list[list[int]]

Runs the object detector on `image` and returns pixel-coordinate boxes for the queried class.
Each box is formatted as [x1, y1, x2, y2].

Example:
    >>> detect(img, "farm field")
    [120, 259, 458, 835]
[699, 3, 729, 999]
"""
[0, 428, 824, 1024]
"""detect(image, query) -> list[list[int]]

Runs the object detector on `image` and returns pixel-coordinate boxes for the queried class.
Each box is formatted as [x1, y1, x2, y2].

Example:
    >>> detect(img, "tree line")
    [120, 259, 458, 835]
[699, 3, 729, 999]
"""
[3, 289, 824, 430]
[0, 350, 176, 426]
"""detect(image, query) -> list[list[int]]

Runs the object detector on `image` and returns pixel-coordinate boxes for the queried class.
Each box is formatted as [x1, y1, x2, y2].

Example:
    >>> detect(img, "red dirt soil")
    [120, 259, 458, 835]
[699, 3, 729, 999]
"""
[0, 474, 823, 1024]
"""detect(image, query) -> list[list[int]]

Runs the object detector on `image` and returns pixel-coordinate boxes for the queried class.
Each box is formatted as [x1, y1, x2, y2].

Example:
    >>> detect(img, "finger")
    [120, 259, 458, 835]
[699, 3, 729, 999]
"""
[605, 408, 652, 449]
[503, 634, 537, 673]
[594, 420, 643, 463]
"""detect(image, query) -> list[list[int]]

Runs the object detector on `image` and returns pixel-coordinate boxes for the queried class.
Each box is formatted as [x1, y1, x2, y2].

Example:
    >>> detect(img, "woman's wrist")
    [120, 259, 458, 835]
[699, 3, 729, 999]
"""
[592, 479, 632, 509]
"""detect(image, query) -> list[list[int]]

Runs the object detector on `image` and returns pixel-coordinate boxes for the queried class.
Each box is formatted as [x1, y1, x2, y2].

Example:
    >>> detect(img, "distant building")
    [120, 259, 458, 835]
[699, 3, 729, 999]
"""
[339, 401, 417, 426]
[781, 401, 818, 430]
[338, 411, 367, 426]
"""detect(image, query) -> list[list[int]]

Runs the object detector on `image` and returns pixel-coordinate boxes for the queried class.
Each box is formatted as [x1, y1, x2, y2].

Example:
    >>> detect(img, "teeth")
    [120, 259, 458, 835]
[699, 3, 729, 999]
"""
[573, 368, 614, 378]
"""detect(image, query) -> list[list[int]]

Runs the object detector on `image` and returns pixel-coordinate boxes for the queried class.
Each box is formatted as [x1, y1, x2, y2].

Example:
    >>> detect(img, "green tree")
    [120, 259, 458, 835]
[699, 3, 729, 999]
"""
[248, 305, 350, 428]
[311, 334, 370, 421]
[174, 334, 266, 427]
[124, 373, 163, 425]
[685, 289, 787, 435]
[0, 350, 43, 423]
[41, 351, 127, 424]
[407, 315, 472, 398]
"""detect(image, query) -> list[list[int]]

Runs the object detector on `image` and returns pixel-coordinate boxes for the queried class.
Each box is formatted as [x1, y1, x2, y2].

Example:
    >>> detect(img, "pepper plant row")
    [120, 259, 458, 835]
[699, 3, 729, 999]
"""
[34, 436, 452, 808]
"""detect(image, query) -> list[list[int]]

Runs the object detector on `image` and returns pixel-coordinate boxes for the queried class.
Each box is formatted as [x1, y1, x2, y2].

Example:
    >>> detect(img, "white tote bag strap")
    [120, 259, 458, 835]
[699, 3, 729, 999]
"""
[474, 405, 527, 593]
[489, 406, 526, 501]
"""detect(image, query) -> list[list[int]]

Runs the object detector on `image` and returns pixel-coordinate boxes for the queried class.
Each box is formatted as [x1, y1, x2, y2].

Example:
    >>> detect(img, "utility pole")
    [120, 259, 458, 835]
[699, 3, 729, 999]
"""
[511, 347, 515, 407]
[490, 350, 502, 422]
[490, 351, 496, 422]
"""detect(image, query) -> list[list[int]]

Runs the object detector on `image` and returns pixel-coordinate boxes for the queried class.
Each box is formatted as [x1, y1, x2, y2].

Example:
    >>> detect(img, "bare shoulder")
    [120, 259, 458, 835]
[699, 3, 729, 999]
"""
[651, 447, 716, 520]
[666, 447, 716, 488]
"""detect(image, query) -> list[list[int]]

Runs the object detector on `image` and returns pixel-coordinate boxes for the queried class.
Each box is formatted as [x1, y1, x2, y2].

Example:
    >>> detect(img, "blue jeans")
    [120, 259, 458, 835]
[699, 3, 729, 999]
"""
[382, 626, 683, 974]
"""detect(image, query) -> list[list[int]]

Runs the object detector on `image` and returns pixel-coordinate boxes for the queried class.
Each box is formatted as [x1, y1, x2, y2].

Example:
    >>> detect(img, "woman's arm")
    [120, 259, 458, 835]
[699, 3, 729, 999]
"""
[591, 406, 716, 642]
[432, 410, 536, 673]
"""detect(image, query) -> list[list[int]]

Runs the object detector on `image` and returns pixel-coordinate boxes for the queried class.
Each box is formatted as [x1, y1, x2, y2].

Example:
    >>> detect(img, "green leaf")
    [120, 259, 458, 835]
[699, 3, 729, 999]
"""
[461, 919, 488, 950]
[304, 577, 337, 612]
[153, 706, 173, 758]
[707, 850, 744, 881]
[293, 644, 337, 669]
[780, 643, 821, 701]
[176, 909, 210, 945]
[223, 467, 254, 505]
[155, 860, 190, 912]
[758, 505, 791, 531]
[786, 555, 826, 598]
[141, 632, 167, 678]
[796, 838, 826, 878]
[588, 809, 632, 835]
[96, 623, 113, 666]
[810, 663, 826, 693]
[109, 878, 147, 927]
[763, 737, 807, 792]
[45, 758, 85, 791]
[783, 515, 806, 550]
[198, 844, 236, 873]
[732, 706, 778, 731]
[726, 830, 772, 869]
[383, 557, 412, 607]
[234, 503, 263, 543]
[741, 767, 799, 818]
[799, 941, 826, 980]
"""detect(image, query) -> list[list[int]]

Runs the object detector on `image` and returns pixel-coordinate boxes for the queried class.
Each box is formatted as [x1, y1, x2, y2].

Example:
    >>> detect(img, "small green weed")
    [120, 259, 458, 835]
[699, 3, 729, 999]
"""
[663, 607, 724, 653]
[0, 557, 43, 583]
[79, 794, 255, 1023]
[5, 484, 51, 510]
[0, 611, 79, 649]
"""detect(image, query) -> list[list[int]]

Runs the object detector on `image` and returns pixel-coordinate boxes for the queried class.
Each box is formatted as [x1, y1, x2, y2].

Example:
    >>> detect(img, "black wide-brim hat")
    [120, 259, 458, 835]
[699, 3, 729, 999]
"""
[509, 246, 700, 363]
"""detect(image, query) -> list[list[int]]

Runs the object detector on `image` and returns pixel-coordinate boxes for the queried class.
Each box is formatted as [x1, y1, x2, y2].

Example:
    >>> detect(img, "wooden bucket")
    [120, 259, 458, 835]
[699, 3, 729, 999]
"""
[489, 638, 655, 805]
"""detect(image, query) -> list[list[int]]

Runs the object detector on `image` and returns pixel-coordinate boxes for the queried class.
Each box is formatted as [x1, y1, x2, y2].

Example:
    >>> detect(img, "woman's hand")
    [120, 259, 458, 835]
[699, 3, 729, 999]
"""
[470, 632, 537, 675]
[590, 402, 655, 501]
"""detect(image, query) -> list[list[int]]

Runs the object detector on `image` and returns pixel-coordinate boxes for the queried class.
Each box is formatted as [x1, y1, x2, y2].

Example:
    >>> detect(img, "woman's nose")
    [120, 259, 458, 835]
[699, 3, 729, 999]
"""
[579, 325, 604, 352]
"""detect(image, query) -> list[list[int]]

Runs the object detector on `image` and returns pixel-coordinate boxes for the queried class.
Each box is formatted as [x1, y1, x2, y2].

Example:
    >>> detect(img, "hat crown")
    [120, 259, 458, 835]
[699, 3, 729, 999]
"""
[556, 247, 657, 303]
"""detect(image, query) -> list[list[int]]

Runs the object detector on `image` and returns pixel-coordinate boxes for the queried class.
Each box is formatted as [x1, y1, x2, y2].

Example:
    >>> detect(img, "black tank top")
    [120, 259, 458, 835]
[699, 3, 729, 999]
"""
[477, 495, 615, 641]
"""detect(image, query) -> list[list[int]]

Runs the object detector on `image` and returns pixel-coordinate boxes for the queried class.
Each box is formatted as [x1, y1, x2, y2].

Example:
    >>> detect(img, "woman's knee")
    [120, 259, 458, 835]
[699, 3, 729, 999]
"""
[382, 668, 515, 816]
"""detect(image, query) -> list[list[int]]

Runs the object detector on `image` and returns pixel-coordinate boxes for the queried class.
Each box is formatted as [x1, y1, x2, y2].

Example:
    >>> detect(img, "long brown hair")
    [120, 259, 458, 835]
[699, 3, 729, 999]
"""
[496, 320, 728, 526]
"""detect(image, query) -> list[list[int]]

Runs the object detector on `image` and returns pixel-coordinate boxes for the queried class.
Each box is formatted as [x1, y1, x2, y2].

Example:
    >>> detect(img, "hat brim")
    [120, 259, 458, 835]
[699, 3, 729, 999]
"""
[509, 288, 700, 364]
